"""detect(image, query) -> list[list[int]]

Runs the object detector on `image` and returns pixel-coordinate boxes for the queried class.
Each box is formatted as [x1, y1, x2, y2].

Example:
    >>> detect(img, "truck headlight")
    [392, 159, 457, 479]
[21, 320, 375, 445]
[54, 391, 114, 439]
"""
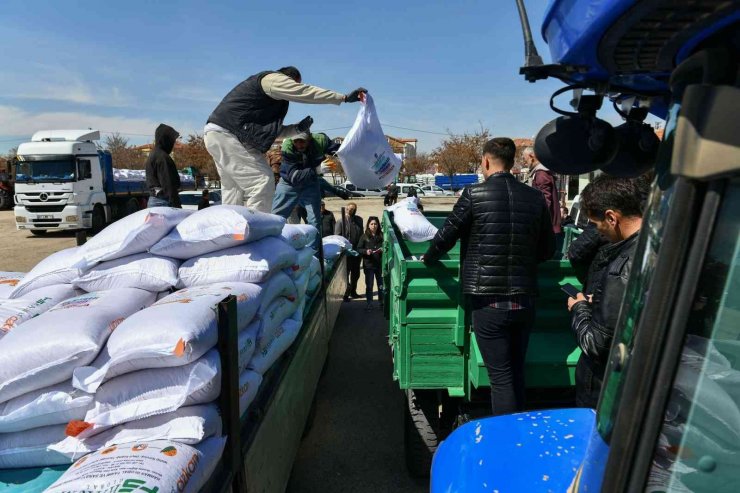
[65, 216, 78, 222]
[15, 216, 26, 223]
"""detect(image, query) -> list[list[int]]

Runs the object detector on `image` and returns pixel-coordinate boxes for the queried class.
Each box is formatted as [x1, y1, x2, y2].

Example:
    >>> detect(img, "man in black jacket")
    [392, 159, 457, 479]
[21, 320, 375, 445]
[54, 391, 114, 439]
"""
[423, 138, 555, 416]
[567, 175, 647, 408]
[204, 66, 365, 212]
[320, 201, 335, 237]
[335, 202, 364, 301]
[146, 124, 182, 208]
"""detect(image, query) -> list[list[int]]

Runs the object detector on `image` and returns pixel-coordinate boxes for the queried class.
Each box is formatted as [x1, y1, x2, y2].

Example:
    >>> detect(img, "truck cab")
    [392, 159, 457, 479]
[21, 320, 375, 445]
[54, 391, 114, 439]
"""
[14, 130, 147, 235]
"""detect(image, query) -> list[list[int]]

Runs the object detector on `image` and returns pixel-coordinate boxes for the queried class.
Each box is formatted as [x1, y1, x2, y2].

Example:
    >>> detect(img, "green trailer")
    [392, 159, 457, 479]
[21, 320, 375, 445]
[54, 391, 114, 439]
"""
[382, 210, 582, 476]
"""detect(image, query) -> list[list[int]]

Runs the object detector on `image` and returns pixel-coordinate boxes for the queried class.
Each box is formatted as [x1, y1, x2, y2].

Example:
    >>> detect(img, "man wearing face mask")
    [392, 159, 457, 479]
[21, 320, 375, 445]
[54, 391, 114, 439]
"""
[204, 66, 366, 212]
[336, 202, 364, 302]
[567, 175, 648, 408]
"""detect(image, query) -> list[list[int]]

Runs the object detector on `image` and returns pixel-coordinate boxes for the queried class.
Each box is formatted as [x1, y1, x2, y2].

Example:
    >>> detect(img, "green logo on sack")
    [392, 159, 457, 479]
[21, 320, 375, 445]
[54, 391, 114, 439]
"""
[118, 478, 159, 492]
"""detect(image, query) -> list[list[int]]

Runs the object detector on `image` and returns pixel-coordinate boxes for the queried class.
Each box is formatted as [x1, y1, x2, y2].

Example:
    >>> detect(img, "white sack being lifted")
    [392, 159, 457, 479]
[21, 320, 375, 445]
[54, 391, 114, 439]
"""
[178, 236, 297, 287]
[336, 93, 401, 189]
[45, 437, 226, 493]
[74, 282, 261, 393]
[150, 205, 286, 259]
[78, 207, 192, 267]
[388, 197, 438, 242]
[50, 403, 222, 459]
[69, 349, 221, 439]
[0, 381, 92, 433]
[0, 288, 156, 404]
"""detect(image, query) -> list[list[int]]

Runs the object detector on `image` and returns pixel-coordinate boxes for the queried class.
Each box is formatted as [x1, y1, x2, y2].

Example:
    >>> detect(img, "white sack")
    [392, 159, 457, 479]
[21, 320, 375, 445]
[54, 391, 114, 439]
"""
[294, 270, 310, 300]
[238, 322, 259, 373]
[309, 255, 320, 277]
[289, 247, 315, 278]
[239, 370, 262, 417]
[388, 197, 438, 242]
[9, 247, 83, 298]
[0, 272, 24, 299]
[79, 207, 192, 267]
[307, 273, 321, 295]
[74, 283, 259, 393]
[150, 205, 286, 259]
[73, 252, 180, 292]
[0, 381, 92, 433]
[280, 223, 312, 249]
[257, 271, 297, 311]
[45, 437, 226, 493]
[257, 296, 298, 340]
[0, 288, 156, 404]
[336, 93, 401, 189]
[178, 236, 297, 287]
[50, 404, 222, 459]
[0, 284, 82, 339]
[70, 349, 221, 439]
[248, 318, 300, 374]
[323, 234, 351, 250]
[0, 424, 71, 469]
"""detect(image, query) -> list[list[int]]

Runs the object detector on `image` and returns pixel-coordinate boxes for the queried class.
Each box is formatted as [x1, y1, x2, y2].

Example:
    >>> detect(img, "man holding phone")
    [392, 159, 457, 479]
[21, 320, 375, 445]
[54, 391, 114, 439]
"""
[566, 175, 648, 408]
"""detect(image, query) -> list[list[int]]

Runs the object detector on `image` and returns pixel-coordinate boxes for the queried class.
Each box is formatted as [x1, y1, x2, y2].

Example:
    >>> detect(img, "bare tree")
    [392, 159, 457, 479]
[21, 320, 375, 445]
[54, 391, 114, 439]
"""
[400, 152, 432, 182]
[177, 133, 217, 178]
[103, 133, 145, 169]
[432, 127, 491, 189]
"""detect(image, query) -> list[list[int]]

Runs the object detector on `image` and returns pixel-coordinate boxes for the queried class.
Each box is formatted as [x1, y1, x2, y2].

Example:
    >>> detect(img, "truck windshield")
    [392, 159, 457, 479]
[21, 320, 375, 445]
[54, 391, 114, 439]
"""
[15, 159, 76, 183]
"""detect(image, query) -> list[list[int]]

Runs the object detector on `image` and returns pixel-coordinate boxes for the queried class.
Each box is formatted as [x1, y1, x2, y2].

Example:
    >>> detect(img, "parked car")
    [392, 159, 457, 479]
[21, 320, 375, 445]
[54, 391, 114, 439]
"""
[396, 183, 426, 197]
[419, 184, 453, 196]
[179, 190, 221, 210]
[342, 181, 386, 197]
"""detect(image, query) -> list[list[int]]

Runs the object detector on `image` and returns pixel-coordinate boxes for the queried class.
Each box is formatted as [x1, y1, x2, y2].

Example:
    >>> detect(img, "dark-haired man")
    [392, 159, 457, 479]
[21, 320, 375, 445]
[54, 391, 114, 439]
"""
[567, 175, 648, 408]
[204, 66, 366, 212]
[422, 138, 555, 416]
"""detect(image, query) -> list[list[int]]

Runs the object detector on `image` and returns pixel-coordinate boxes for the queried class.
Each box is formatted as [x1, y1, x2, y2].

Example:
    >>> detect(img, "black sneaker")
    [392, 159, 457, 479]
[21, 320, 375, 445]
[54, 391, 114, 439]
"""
[343, 295, 350, 302]
[351, 292, 362, 299]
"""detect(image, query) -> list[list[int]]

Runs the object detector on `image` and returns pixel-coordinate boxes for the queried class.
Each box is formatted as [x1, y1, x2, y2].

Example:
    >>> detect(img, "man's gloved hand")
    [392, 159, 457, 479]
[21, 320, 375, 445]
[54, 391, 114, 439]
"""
[297, 115, 313, 132]
[336, 188, 351, 200]
[344, 87, 368, 103]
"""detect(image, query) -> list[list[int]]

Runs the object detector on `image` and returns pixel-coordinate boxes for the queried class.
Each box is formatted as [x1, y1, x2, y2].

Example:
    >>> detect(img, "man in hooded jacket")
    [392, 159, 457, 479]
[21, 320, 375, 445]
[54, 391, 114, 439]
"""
[204, 66, 365, 213]
[145, 124, 182, 208]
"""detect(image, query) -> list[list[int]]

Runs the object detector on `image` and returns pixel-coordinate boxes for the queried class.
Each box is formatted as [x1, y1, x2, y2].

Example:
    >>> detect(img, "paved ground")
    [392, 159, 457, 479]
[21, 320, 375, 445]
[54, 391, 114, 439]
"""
[288, 197, 456, 492]
[0, 210, 77, 272]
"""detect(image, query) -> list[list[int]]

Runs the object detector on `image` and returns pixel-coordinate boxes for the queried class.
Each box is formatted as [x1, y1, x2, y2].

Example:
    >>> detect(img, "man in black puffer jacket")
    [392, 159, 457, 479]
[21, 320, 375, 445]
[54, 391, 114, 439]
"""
[423, 138, 555, 416]
[145, 124, 182, 208]
[567, 175, 648, 408]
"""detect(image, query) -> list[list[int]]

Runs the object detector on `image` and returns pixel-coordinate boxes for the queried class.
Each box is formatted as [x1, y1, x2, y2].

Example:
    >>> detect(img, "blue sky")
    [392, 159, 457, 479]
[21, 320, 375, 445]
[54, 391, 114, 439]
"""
[0, 0, 637, 154]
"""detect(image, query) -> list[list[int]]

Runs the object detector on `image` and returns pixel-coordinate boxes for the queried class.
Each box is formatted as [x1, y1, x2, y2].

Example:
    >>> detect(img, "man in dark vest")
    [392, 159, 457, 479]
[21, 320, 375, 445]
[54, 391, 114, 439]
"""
[204, 66, 365, 212]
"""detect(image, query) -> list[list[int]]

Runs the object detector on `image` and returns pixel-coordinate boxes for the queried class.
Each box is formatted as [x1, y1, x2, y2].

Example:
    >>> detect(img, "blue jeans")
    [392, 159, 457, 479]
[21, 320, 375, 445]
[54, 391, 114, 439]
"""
[271, 179, 321, 250]
[147, 196, 170, 208]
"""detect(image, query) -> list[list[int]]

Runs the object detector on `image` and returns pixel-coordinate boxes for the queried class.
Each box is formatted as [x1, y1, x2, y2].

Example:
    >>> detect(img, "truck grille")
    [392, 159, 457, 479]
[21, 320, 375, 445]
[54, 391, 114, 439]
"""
[31, 219, 62, 225]
[25, 205, 66, 213]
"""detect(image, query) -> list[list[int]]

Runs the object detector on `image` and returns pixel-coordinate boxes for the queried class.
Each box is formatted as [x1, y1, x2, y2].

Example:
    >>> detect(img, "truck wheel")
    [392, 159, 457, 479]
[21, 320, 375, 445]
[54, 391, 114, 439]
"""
[0, 190, 12, 210]
[404, 389, 439, 478]
[124, 197, 139, 216]
[91, 205, 105, 234]
[30, 229, 47, 237]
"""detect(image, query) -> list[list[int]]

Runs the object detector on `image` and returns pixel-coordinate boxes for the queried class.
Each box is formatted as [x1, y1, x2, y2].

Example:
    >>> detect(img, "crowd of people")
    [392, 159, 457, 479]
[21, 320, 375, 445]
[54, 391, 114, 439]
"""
[143, 65, 649, 415]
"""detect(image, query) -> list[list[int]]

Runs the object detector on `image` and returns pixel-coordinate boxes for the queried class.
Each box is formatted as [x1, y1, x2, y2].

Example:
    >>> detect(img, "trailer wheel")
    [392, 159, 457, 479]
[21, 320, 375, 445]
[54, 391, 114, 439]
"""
[404, 389, 439, 478]
[0, 190, 12, 210]
[124, 197, 139, 216]
[30, 229, 47, 237]
[91, 205, 105, 234]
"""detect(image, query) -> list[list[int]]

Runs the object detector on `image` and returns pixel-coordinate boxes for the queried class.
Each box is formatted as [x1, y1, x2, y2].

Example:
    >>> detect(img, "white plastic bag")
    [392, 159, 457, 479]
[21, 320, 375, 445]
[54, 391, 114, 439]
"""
[280, 223, 312, 249]
[69, 349, 221, 439]
[150, 205, 286, 259]
[0, 381, 92, 433]
[258, 271, 297, 308]
[336, 94, 401, 189]
[50, 404, 222, 459]
[9, 247, 84, 298]
[0, 272, 24, 299]
[388, 197, 438, 242]
[323, 234, 351, 250]
[73, 253, 180, 292]
[0, 284, 82, 339]
[238, 370, 262, 417]
[248, 318, 300, 374]
[74, 283, 260, 393]
[178, 236, 297, 287]
[0, 424, 72, 469]
[257, 295, 297, 340]
[0, 288, 156, 404]
[238, 322, 259, 373]
[79, 207, 192, 267]
[45, 437, 226, 493]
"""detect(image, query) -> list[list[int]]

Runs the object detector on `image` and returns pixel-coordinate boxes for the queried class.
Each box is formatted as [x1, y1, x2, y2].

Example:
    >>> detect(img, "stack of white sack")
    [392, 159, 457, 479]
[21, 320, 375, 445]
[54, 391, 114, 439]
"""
[0, 287, 156, 468]
[113, 168, 194, 185]
[387, 197, 438, 242]
[0, 284, 83, 340]
[322, 234, 352, 271]
[0, 272, 25, 299]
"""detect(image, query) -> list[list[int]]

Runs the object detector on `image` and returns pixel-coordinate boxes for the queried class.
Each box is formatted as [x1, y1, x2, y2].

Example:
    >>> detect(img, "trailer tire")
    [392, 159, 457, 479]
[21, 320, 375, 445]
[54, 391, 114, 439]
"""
[0, 190, 12, 210]
[30, 229, 47, 237]
[124, 197, 139, 216]
[404, 389, 439, 478]
[91, 205, 105, 234]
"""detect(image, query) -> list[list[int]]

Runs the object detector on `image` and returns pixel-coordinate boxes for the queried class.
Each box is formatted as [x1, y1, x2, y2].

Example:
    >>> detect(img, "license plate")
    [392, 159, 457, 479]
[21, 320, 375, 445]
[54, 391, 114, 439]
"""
[38, 215, 53, 220]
